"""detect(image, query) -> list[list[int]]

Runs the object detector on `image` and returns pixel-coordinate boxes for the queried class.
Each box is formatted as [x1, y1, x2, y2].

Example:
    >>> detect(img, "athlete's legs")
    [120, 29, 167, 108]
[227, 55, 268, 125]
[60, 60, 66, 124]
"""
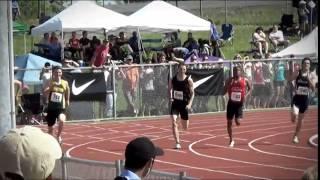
[181, 120, 189, 131]
[294, 113, 305, 137]
[235, 118, 241, 126]
[227, 119, 233, 142]
[171, 114, 180, 145]
[56, 113, 66, 143]
[291, 104, 299, 123]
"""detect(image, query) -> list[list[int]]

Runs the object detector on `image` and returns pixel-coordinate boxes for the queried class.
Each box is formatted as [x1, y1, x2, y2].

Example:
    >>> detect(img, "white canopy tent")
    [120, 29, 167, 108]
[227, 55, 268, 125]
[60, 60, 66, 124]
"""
[109, 0, 211, 33]
[272, 27, 318, 58]
[31, 1, 129, 36]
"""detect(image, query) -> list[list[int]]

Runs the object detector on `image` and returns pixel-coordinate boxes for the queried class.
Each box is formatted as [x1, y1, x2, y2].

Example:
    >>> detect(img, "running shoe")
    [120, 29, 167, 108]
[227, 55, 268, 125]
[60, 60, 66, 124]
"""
[293, 136, 299, 144]
[229, 140, 235, 147]
[175, 143, 181, 149]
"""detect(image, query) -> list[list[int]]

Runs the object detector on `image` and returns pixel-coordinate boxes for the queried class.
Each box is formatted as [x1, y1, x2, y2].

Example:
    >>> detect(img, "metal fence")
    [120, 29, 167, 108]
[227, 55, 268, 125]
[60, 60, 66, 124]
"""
[14, 57, 318, 123]
[52, 155, 195, 180]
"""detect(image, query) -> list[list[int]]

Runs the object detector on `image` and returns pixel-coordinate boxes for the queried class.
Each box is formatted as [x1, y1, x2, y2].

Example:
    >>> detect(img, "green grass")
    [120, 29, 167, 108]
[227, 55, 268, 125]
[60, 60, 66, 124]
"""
[13, 4, 300, 59]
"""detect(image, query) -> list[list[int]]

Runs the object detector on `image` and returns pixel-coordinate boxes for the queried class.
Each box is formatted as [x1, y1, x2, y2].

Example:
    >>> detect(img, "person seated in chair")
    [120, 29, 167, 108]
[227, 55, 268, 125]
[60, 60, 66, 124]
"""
[252, 26, 269, 58]
[269, 25, 290, 52]
[183, 32, 199, 52]
[68, 31, 81, 59]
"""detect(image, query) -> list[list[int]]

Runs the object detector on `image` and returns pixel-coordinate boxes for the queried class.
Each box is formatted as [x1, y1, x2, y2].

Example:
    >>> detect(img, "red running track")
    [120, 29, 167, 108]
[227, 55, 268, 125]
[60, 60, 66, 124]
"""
[52, 108, 317, 179]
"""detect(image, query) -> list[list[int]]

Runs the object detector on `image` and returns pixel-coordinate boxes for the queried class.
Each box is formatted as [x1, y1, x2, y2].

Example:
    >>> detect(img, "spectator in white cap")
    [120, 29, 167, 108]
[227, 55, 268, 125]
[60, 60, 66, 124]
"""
[0, 126, 62, 180]
[115, 137, 164, 180]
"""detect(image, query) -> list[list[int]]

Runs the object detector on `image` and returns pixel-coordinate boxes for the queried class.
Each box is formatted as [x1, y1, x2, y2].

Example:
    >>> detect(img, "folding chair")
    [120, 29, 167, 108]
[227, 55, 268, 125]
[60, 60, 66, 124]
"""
[220, 24, 234, 45]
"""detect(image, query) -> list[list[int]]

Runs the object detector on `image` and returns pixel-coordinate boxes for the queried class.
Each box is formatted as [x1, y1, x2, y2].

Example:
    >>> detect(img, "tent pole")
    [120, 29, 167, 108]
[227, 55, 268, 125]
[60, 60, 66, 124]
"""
[24, 32, 26, 54]
[137, 28, 144, 64]
[61, 30, 64, 61]
[225, 0, 227, 24]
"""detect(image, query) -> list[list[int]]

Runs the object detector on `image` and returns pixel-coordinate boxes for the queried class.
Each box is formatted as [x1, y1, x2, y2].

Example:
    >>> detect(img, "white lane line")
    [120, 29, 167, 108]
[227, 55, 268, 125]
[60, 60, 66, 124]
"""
[164, 148, 187, 154]
[273, 143, 314, 150]
[155, 159, 271, 180]
[189, 136, 305, 172]
[205, 144, 249, 151]
[309, 134, 318, 147]
[87, 147, 122, 156]
[111, 140, 127, 144]
[62, 143, 74, 146]
[248, 128, 317, 162]
[66, 134, 138, 157]
[168, 138, 191, 143]
[224, 137, 248, 141]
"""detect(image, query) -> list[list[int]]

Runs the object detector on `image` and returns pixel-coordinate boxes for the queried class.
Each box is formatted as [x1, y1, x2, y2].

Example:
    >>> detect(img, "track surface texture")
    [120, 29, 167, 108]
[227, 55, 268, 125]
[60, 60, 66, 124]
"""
[53, 108, 317, 180]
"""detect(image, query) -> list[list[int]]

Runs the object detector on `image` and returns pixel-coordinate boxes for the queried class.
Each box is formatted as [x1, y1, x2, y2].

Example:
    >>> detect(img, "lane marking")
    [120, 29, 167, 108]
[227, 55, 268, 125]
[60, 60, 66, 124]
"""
[189, 136, 305, 172]
[309, 134, 318, 147]
[87, 147, 122, 155]
[164, 148, 187, 154]
[248, 128, 317, 162]
[155, 159, 271, 180]
[205, 144, 249, 151]
[273, 143, 314, 150]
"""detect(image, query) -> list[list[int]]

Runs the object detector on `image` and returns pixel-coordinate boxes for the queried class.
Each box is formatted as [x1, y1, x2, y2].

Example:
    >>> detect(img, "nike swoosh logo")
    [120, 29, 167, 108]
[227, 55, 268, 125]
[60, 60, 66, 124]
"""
[192, 75, 214, 89]
[72, 79, 95, 95]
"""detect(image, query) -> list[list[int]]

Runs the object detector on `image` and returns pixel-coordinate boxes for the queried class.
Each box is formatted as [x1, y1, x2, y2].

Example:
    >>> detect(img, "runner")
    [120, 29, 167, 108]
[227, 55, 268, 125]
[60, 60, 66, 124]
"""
[224, 66, 252, 147]
[289, 57, 315, 143]
[169, 63, 194, 149]
[44, 66, 70, 143]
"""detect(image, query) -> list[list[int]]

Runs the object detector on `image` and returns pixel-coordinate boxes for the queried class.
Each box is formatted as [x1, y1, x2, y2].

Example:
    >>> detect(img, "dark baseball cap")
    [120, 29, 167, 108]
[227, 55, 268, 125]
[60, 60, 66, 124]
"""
[125, 137, 164, 162]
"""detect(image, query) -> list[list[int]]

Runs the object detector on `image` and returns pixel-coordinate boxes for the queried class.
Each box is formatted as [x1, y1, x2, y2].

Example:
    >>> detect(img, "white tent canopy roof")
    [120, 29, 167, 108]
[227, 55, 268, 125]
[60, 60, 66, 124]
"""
[31, 1, 129, 36]
[109, 0, 211, 33]
[272, 27, 318, 58]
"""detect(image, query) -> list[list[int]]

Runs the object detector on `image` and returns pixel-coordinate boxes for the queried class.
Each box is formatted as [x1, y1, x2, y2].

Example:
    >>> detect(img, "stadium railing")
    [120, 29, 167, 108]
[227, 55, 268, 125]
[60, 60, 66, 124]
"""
[52, 155, 196, 180]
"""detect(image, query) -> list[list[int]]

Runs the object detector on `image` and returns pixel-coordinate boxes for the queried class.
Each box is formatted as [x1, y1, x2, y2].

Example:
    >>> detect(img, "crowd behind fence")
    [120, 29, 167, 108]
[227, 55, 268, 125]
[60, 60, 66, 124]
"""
[14, 57, 318, 124]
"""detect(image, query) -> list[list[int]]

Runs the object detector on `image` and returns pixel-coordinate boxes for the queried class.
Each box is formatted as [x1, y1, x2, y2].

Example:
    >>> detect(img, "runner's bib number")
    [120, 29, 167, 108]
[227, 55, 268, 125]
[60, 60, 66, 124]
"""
[173, 90, 183, 100]
[50, 92, 63, 103]
[296, 87, 309, 95]
[231, 92, 241, 102]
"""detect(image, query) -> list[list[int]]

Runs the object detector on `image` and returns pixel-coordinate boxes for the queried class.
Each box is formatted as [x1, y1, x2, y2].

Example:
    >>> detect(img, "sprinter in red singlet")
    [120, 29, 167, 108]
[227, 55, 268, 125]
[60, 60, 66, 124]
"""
[224, 66, 252, 147]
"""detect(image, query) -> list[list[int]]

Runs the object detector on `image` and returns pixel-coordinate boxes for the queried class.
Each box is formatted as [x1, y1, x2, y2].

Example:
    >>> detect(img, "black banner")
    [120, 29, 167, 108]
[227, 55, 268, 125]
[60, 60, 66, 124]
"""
[187, 68, 224, 96]
[63, 72, 106, 101]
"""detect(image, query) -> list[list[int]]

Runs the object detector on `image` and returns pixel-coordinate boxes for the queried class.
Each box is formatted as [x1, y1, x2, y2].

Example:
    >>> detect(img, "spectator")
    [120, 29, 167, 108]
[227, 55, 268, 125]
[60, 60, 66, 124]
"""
[91, 39, 110, 68]
[119, 55, 140, 116]
[183, 32, 198, 52]
[48, 32, 62, 62]
[39, 62, 52, 109]
[298, 0, 309, 36]
[115, 137, 164, 180]
[128, 31, 142, 63]
[12, 0, 20, 21]
[38, 33, 51, 54]
[306, 0, 316, 31]
[252, 27, 269, 58]
[140, 59, 155, 116]
[0, 126, 62, 180]
[79, 31, 91, 61]
[269, 25, 289, 52]
[68, 31, 81, 59]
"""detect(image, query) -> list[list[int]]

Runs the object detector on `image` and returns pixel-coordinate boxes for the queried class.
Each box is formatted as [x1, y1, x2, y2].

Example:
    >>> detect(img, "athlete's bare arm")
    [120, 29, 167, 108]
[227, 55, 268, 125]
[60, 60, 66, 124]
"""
[168, 78, 173, 101]
[186, 77, 194, 110]
[65, 82, 70, 107]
